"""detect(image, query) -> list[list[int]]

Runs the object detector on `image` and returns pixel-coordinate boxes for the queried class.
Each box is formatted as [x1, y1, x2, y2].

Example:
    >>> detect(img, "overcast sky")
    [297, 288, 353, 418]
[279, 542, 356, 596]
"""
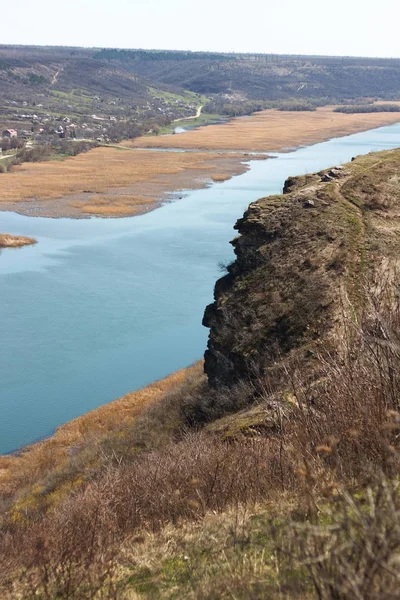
[2, 0, 399, 58]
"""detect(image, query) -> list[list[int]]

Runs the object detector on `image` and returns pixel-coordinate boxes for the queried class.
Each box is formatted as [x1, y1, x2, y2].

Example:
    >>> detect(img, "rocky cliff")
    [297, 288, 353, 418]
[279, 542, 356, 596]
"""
[203, 149, 400, 387]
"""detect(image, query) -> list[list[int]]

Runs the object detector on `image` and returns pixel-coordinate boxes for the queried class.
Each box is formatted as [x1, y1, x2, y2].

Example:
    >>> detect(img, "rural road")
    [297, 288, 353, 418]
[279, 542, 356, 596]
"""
[173, 105, 203, 123]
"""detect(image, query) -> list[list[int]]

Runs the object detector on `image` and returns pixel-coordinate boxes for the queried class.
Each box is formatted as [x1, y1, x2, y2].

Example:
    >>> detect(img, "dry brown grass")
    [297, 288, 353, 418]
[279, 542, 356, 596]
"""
[0, 363, 203, 499]
[211, 174, 232, 182]
[68, 195, 153, 217]
[132, 106, 400, 152]
[0, 233, 36, 248]
[0, 148, 249, 218]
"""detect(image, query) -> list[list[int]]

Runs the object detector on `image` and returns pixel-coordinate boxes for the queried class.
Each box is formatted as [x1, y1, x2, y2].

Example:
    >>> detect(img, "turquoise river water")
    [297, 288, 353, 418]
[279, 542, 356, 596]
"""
[1, 123, 400, 454]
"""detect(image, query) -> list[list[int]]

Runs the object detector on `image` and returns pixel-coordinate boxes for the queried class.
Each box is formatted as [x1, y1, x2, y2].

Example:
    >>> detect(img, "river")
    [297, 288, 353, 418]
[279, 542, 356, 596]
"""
[1, 123, 400, 454]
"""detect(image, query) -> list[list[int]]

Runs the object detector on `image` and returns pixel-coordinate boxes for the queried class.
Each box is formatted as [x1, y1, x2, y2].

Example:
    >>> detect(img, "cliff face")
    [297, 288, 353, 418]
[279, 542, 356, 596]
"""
[203, 149, 400, 387]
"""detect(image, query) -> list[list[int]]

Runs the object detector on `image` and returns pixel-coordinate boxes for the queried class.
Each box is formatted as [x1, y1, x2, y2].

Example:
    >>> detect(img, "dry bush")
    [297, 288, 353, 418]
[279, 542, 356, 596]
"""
[211, 174, 232, 182]
[265, 288, 400, 599]
[15, 145, 52, 163]
[273, 478, 400, 600]
[0, 434, 295, 599]
[0, 233, 36, 248]
[285, 288, 400, 483]
[1, 503, 121, 599]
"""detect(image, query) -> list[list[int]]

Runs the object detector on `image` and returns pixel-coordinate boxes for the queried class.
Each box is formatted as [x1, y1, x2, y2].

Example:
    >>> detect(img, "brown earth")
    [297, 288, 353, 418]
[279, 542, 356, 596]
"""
[132, 106, 400, 152]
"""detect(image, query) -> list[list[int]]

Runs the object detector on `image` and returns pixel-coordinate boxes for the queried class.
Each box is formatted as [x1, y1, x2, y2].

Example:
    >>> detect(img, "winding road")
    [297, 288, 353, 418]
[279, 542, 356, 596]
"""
[173, 105, 203, 123]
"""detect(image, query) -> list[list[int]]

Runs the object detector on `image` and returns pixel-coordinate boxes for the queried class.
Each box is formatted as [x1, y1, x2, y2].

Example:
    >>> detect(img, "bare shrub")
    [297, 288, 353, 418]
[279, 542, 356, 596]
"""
[273, 478, 400, 600]
[16, 145, 52, 163]
[0, 434, 296, 598]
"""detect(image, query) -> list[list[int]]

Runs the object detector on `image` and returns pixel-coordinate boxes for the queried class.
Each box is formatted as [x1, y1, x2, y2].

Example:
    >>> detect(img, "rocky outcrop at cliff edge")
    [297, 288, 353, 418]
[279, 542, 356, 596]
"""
[203, 148, 400, 387]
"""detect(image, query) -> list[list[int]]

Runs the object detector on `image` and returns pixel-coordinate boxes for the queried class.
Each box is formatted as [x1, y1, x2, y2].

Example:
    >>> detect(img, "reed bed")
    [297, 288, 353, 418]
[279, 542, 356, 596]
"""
[133, 106, 400, 151]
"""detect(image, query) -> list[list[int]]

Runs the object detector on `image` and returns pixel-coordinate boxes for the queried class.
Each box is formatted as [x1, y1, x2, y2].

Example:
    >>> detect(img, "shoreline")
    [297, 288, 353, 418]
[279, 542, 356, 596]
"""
[1, 108, 400, 220]
[2, 120, 400, 484]
[0, 363, 203, 496]
[0, 150, 261, 220]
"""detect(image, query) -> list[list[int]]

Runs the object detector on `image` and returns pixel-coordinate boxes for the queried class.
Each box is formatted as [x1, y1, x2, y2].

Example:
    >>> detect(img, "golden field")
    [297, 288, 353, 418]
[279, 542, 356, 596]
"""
[0, 148, 249, 218]
[132, 106, 400, 151]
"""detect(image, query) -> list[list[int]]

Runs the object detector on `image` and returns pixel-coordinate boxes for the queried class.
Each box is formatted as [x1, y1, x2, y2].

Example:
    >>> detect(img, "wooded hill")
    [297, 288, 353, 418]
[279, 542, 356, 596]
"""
[3, 45, 400, 108]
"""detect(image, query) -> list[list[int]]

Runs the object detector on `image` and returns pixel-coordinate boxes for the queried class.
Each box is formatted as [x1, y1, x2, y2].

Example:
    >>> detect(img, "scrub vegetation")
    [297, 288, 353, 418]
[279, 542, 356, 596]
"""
[2, 149, 400, 598]
[335, 102, 400, 113]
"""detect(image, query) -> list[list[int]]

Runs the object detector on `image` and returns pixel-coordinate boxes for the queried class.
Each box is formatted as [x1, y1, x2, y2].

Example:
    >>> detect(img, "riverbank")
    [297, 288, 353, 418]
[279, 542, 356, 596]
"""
[0, 148, 257, 219]
[0, 233, 36, 248]
[0, 363, 203, 498]
[1, 107, 400, 219]
[132, 106, 400, 152]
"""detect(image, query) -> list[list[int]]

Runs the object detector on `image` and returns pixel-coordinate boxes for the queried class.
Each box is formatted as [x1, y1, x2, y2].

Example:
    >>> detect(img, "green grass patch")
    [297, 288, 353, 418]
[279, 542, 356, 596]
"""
[147, 113, 226, 136]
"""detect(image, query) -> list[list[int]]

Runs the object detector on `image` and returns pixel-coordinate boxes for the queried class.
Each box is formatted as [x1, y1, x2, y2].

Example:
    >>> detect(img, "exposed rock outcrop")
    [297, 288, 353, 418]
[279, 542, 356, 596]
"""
[203, 149, 400, 387]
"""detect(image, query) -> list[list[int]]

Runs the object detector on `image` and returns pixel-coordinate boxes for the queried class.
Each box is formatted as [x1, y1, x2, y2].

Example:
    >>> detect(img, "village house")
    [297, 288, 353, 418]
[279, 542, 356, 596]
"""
[2, 128, 17, 138]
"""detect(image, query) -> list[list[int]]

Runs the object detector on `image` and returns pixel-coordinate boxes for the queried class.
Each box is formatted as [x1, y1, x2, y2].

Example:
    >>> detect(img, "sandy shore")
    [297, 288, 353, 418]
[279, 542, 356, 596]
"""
[132, 106, 400, 152]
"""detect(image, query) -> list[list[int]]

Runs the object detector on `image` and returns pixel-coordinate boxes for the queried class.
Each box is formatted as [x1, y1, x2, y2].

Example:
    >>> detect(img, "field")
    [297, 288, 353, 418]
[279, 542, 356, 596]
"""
[132, 106, 400, 151]
[0, 147, 251, 218]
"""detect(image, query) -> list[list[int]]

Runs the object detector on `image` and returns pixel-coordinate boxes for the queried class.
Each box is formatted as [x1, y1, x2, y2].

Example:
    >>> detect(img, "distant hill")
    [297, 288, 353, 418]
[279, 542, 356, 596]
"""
[2, 45, 400, 107]
[0, 45, 202, 143]
[93, 49, 400, 100]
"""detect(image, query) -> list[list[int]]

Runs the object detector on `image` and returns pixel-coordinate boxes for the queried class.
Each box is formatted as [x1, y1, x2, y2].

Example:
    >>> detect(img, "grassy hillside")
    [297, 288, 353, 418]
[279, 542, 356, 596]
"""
[2, 149, 400, 598]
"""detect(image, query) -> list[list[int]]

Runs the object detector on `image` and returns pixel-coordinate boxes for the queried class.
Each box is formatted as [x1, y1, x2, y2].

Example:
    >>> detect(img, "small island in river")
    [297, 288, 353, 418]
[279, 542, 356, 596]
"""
[0, 233, 37, 248]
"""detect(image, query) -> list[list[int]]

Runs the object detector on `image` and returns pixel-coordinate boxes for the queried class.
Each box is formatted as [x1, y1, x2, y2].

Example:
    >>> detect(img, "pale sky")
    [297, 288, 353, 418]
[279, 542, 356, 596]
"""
[2, 0, 399, 58]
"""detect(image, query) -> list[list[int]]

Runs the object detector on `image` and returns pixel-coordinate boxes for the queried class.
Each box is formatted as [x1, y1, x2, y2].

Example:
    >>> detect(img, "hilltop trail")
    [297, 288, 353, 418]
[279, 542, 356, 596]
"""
[51, 67, 63, 85]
